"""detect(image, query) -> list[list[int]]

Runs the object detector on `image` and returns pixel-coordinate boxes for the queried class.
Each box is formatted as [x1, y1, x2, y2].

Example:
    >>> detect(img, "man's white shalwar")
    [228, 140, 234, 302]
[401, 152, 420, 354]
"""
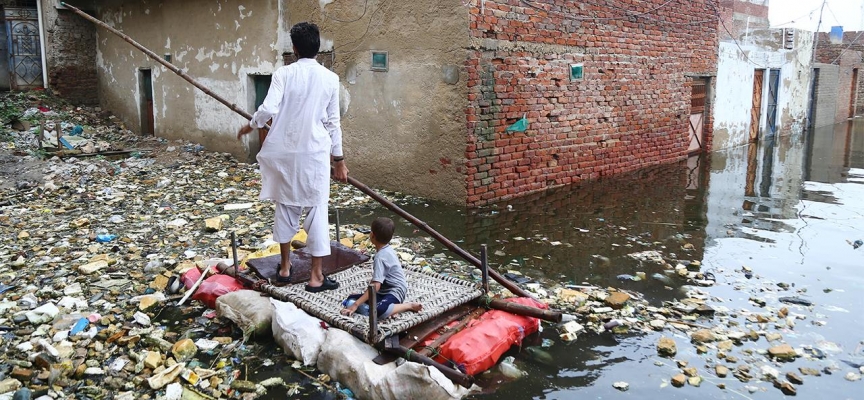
[250, 58, 343, 207]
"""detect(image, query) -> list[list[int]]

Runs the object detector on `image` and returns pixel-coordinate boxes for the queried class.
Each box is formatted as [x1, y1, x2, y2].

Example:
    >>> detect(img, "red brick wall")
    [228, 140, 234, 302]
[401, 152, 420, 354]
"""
[718, 0, 769, 40]
[464, 0, 718, 206]
[815, 31, 864, 120]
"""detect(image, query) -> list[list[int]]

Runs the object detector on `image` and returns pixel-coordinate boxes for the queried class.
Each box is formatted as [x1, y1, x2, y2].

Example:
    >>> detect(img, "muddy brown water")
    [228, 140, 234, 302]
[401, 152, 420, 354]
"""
[243, 120, 864, 399]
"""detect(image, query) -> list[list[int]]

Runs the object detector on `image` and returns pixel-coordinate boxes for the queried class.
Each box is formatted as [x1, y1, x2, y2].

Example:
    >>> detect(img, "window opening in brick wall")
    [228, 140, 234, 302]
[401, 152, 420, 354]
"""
[371, 51, 388, 71]
[569, 64, 583, 81]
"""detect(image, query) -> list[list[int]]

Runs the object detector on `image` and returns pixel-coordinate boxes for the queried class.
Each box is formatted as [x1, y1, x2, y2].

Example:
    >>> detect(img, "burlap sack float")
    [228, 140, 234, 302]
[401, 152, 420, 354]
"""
[271, 299, 327, 366]
[318, 328, 476, 400]
[214, 290, 272, 338]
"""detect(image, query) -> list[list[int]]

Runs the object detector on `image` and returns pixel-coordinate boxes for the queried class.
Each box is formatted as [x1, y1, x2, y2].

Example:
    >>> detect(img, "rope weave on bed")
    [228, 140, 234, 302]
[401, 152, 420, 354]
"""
[266, 263, 483, 342]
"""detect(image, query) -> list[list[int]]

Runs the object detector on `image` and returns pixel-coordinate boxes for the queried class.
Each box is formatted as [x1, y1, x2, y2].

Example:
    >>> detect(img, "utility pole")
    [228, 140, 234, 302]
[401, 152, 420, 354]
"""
[811, 0, 827, 65]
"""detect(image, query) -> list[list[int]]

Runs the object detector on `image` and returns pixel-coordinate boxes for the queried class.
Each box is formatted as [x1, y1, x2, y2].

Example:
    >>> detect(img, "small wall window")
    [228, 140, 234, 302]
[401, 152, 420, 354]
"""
[570, 64, 584, 81]
[371, 51, 388, 71]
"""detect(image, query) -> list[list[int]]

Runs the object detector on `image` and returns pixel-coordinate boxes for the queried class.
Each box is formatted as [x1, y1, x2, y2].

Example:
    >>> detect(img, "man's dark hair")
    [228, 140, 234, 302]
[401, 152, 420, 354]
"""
[371, 217, 395, 244]
[290, 22, 320, 59]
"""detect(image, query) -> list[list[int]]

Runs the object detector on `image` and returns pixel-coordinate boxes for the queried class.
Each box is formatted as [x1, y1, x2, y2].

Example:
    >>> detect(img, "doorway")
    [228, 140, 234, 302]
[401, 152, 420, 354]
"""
[808, 68, 820, 130]
[4, 5, 43, 90]
[139, 69, 154, 135]
[766, 69, 780, 136]
[849, 68, 858, 119]
[687, 77, 708, 154]
[750, 69, 764, 142]
[252, 74, 272, 145]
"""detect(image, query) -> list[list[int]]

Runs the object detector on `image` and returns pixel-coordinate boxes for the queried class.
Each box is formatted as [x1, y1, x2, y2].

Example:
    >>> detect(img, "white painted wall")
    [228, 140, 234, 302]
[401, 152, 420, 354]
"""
[714, 42, 756, 149]
[713, 28, 814, 150]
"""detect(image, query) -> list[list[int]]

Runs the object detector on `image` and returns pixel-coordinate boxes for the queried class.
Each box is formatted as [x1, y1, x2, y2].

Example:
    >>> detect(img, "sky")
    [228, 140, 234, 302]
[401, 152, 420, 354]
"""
[769, 0, 864, 32]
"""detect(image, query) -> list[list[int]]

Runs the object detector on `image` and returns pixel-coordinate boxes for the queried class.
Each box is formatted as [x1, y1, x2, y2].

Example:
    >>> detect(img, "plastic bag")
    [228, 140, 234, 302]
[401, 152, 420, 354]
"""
[192, 275, 244, 309]
[317, 329, 475, 400]
[215, 290, 273, 338]
[271, 299, 326, 366]
[438, 297, 546, 375]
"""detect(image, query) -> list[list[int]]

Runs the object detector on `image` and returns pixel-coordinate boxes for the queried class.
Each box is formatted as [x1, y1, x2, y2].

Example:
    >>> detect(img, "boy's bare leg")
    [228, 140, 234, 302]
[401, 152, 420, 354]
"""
[388, 303, 423, 318]
[308, 256, 324, 287]
[278, 242, 291, 278]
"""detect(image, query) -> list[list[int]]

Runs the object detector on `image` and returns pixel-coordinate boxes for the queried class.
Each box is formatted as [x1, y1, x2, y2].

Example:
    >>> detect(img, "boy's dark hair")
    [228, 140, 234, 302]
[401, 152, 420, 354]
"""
[290, 22, 320, 59]
[371, 217, 395, 244]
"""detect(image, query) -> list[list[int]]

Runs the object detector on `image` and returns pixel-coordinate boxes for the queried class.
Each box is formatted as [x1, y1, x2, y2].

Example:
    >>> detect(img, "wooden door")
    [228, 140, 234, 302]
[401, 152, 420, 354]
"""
[750, 70, 764, 142]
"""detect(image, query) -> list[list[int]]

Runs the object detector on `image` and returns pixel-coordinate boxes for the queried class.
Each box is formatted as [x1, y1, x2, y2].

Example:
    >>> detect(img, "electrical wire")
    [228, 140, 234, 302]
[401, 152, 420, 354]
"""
[333, 0, 393, 53]
[825, 2, 842, 28]
[771, 4, 823, 28]
[827, 29, 864, 65]
[320, 0, 371, 23]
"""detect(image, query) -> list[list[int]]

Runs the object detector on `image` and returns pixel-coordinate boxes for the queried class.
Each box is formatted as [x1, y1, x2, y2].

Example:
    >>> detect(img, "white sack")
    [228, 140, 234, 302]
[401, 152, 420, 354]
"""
[271, 299, 327, 366]
[318, 328, 476, 400]
[215, 290, 272, 338]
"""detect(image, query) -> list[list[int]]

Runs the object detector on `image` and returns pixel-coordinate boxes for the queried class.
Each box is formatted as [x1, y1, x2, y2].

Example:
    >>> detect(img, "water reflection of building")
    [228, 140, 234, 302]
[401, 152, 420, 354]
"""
[708, 136, 806, 244]
[463, 160, 709, 297]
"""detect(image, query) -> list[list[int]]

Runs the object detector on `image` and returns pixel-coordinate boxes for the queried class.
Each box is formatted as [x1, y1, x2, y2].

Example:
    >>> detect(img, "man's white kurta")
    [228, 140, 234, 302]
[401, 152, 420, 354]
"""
[250, 58, 343, 207]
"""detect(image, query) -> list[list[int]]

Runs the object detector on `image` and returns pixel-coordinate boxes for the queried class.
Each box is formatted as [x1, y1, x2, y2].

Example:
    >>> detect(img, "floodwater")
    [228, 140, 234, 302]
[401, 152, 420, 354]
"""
[252, 119, 864, 399]
[459, 120, 864, 399]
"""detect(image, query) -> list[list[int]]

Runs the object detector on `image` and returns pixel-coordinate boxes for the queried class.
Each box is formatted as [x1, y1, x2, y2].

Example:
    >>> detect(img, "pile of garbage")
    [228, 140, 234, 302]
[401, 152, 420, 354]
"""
[0, 93, 442, 399]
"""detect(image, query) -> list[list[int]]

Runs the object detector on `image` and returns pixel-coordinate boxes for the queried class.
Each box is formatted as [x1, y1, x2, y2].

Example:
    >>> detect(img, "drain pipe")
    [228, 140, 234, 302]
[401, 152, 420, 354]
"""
[35, 0, 50, 89]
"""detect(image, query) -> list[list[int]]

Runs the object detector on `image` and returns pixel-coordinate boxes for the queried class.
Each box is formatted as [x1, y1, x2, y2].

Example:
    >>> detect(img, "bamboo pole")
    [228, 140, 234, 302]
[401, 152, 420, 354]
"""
[62, 1, 534, 300]
[482, 297, 562, 323]
[385, 345, 474, 388]
[60, 3, 256, 121]
[344, 176, 533, 298]
[418, 308, 485, 357]
[367, 285, 378, 344]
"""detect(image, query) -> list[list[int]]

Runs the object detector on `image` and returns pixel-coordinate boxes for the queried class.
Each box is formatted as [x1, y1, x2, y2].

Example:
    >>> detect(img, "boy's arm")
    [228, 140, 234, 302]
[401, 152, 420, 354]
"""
[342, 281, 382, 315]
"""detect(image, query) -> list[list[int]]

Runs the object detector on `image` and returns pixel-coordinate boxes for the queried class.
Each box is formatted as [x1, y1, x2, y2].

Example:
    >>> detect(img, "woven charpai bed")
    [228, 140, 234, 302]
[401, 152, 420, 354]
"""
[267, 263, 484, 342]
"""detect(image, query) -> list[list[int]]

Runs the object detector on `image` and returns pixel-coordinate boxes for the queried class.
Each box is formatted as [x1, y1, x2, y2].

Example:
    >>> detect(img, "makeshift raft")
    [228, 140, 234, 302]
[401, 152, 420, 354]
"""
[236, 241, 560, 388]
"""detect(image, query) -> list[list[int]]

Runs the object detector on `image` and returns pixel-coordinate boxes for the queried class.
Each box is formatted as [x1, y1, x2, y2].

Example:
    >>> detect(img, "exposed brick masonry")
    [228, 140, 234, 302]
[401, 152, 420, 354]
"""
[464, 0, 718, 205]
[815, 31, 864, 118]
[45, 10, 98, 105]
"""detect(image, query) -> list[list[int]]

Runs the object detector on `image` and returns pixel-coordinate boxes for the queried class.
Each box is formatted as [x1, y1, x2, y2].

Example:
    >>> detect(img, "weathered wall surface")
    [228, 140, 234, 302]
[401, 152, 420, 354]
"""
[95, 0, 284, 160]
[464, 0, 718, 205]
[714, 42, 756, 149]
[41, 1, 99, 104]
[292, 0, 470, 204]
[712, 28, 812, 150]
[94, 0, 469, 204]
[812, 63, 840, 129]
[814, 31, 864, 123]
[718, 0, 768, 41]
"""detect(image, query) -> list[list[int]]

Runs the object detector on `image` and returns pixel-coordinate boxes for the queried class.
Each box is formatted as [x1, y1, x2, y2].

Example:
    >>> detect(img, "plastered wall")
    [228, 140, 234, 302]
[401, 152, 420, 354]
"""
[94, 0, 469, 204]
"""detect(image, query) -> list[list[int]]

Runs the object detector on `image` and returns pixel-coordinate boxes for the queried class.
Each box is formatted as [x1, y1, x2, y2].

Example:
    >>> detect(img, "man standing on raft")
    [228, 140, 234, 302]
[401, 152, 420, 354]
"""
[238, 22, 347, 293]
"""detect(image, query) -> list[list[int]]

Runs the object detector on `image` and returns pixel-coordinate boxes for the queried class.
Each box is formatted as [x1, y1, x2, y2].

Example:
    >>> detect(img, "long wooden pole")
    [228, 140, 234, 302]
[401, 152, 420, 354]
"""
[345, 176, 533, 298]
[483, 297, 562, 323]
[60, 2, 255, 121]
[386, 345, 474, 388]
[62, 2, 533, 299]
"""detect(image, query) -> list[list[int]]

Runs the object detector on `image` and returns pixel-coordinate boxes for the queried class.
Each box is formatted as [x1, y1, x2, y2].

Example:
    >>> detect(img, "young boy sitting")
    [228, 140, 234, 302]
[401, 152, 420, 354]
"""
[340, 217, 422, 319]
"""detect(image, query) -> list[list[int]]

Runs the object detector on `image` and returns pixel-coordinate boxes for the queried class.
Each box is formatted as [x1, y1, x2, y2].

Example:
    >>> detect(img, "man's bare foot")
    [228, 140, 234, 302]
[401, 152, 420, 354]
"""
[278, 263, 291, 278]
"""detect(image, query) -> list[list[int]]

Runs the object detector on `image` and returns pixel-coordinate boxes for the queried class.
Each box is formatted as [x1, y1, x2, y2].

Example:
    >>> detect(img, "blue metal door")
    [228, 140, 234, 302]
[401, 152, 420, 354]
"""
[5, 6, 42, 90]
[766, 69, 780, 135]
